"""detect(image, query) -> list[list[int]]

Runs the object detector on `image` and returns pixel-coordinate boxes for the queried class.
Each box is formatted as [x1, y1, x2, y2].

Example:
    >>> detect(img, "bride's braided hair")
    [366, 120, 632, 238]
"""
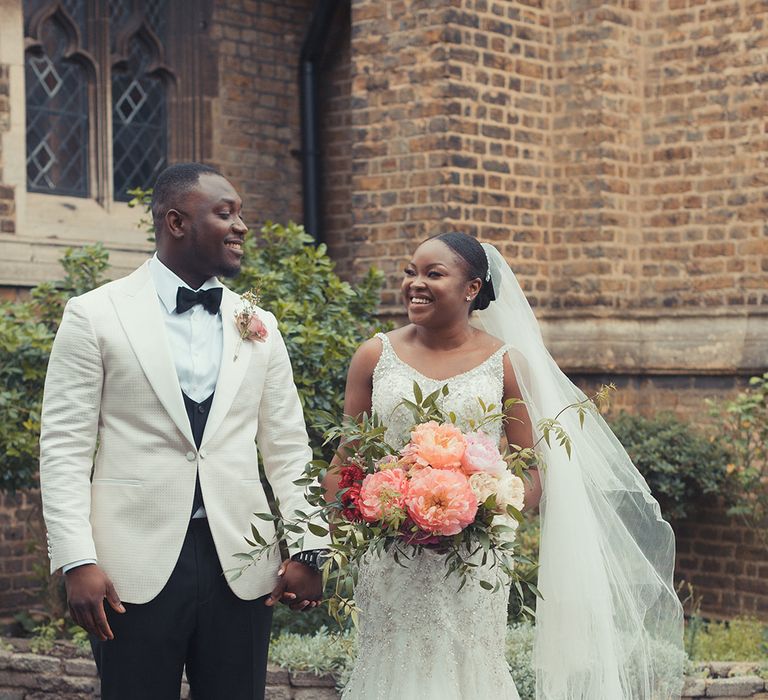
[429, 232, 496, 311]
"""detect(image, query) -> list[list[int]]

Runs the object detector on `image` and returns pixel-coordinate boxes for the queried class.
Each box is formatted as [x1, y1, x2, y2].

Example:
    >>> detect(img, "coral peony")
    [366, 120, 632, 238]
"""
[409, 421, 466, 469]
[358, 469, 409, 524]
[405, 467, 478, 536]
[461, 431, 507, 475]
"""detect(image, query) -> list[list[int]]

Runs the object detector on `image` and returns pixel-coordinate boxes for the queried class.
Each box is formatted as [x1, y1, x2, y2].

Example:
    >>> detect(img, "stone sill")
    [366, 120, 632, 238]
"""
[0, 640, 766, 699]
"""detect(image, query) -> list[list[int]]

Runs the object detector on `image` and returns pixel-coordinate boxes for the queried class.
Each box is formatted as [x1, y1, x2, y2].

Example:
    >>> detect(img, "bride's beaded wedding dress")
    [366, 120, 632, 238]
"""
[341, 333, 521, 700]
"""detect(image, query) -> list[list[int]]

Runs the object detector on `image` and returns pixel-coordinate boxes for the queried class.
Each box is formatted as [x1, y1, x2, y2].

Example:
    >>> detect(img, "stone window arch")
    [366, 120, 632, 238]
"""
[24, 2, 96, 196]
[22, 0, 205, 206]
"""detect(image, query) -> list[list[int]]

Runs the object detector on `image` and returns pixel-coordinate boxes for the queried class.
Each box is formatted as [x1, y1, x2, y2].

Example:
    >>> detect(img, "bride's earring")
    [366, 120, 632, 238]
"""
[465, 296, 472, 302]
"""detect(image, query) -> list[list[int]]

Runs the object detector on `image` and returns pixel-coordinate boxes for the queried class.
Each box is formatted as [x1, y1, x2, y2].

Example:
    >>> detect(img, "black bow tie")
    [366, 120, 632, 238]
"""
[175, 286, 223, 315]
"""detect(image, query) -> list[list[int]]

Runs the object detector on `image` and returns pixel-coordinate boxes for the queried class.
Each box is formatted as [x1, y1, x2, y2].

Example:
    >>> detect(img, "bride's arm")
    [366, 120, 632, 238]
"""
[502, 353, 542, 511]
[321, 338, 381, 502]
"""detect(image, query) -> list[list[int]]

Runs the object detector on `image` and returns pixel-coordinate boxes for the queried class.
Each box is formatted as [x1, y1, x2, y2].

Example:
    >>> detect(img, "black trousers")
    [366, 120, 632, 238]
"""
[90, 519, 273, 700]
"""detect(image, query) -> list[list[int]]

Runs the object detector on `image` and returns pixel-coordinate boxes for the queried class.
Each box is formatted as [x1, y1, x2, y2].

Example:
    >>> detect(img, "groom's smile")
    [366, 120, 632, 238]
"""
[158, 172, 249, 289]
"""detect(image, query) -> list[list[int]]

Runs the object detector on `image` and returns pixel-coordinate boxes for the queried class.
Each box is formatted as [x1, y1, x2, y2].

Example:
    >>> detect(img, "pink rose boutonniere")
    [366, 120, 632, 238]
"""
[233, 288, 268, 361]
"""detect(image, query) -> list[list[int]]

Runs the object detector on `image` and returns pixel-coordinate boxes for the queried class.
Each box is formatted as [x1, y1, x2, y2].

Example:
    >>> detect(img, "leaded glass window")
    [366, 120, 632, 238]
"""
[111, 1, 169, 201]
[25, 12, 89, 196]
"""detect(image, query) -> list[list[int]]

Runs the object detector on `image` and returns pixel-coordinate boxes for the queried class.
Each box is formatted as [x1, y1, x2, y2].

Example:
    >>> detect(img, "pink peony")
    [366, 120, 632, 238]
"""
[409, 421, 466, 470]
[461, 431, 507, 475]
[358, 469, 409, 524]
[405, 467, 478, 536]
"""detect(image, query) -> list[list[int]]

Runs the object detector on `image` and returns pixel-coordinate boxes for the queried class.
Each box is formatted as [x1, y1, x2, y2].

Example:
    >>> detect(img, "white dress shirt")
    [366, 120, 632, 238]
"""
[148, 254, 224, 402]
[63, 256, 224, 572]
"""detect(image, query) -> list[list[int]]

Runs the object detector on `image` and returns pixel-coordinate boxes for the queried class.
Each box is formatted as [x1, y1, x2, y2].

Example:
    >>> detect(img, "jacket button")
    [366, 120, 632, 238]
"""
[186, 451, 196, 461]
[199, 449, 207, 459]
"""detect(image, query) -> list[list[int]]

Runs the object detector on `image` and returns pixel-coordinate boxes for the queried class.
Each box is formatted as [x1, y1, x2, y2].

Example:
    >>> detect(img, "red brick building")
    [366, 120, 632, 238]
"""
[0, 0, 765, 620]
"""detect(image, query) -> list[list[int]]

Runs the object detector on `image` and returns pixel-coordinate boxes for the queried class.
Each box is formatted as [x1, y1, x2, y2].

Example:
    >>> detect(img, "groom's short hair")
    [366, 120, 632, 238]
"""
[151, 162, 224, 234]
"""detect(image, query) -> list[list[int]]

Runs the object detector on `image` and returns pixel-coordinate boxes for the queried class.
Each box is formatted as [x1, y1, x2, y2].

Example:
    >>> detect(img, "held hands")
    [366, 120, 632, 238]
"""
[64, 563, 125, 641]
[266, 559, 322, 611]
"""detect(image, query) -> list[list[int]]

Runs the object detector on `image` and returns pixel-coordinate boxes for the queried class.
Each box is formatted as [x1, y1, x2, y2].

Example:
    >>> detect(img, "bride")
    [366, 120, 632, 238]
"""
[325, 232, 684, 700]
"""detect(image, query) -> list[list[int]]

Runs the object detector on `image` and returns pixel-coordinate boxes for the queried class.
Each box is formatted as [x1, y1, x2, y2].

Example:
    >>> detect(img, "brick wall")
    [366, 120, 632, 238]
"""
[674, 506, 768, 620]
[638, 0, 768, 311]
[325, 0, 768, 318]
[0, 491, 46, 617]
[549, 0, 645, 310]
[208, 0, 312, 228]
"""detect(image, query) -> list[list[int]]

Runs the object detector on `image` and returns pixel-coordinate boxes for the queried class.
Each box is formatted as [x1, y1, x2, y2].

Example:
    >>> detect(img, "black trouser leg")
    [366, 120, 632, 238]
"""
[91, 519, 273, 700]
[184, 520, 273, 700]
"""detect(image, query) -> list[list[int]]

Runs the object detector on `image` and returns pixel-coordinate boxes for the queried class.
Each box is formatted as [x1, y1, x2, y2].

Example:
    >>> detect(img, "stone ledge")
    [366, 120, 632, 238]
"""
[0, 640, 766, 699]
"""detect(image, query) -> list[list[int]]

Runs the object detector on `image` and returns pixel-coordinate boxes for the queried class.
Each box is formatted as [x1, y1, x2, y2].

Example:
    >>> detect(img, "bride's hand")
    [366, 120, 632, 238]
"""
[265, 559, 322, 611]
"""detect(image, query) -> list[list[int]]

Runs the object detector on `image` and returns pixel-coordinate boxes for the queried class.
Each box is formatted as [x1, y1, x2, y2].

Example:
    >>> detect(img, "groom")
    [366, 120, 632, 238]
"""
[39, 163, 326, 699]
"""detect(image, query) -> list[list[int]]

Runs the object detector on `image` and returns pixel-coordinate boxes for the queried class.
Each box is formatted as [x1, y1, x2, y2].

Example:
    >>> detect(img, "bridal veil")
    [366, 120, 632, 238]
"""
[472, 244, 685, 700]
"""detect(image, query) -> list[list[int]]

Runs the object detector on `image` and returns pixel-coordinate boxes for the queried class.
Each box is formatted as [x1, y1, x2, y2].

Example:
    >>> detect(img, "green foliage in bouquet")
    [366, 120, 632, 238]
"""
[232, 380, 614, 626]
[229, 221, 388, 460]
[707, 373, 768, 527]
[610, 411, 731, 520]
[0, 245, 110, 492]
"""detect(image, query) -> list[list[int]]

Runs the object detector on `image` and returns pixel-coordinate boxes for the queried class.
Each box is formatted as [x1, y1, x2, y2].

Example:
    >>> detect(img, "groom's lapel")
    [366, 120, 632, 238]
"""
[109, 262, 194, 447]
[201, 289, 253, 447]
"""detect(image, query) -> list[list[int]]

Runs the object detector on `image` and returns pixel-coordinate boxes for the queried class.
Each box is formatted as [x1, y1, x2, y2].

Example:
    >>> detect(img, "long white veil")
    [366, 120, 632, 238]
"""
[472, 244, 685, 700]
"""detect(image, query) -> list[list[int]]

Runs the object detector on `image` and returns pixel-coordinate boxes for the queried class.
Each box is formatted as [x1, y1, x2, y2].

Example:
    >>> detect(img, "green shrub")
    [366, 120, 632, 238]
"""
[686, 617, 768, 662]
[0, 224, 384, 492]
[230, 222, 388, 460]
[708, 373, 768, 527]
[269, 627, 357, 688]
[610, 412, 731, 519]
[0, 245, 109, 492]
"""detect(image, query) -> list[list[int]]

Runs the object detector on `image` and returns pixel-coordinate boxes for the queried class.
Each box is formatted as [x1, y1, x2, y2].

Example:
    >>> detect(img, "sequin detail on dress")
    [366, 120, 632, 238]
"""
[341, 333, 521, 700]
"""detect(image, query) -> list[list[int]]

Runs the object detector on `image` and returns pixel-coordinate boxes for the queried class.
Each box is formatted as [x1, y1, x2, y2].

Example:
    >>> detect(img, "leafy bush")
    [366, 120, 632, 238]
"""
[610, 412, 731, 519]
[686, 616, 768, 662]
[0, 245, 109, 491]
[269, 627, 357, 688]
[708, 373, 768, 526]
[230, 222, 388, 459]
[0, 224, 384, 492]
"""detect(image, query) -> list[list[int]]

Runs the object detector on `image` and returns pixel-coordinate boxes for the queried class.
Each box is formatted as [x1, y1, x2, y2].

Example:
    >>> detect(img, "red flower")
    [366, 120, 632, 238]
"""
[338, 464, 364, 521]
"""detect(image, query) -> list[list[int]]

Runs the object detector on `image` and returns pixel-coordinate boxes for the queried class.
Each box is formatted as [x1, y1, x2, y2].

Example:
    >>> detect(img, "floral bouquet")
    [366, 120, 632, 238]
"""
[230, 381, 612, 623]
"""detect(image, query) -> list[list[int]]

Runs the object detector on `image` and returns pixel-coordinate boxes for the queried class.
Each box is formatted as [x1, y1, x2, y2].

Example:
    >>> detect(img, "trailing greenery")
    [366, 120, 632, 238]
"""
[610, 412, 731, 520]
[508, 516, 540, 624]
[708, 373, 768, 527]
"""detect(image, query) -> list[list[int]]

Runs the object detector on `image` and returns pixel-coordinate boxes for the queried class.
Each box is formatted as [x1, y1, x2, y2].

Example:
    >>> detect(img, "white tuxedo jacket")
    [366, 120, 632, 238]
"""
[39, 261, 326, 604]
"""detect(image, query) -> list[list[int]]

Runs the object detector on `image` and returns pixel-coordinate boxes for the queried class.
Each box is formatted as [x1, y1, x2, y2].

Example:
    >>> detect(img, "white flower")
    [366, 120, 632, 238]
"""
[496, 472, 525, 511]
[469, 472, 499, 505]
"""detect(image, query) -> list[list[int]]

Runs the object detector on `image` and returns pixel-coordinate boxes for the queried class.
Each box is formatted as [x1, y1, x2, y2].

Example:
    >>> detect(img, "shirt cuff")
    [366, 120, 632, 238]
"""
[62, 559, 97, 574]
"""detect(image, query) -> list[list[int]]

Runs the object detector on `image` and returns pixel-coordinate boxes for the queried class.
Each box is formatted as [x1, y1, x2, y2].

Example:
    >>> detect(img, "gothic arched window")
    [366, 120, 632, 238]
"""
[23, 0, 186, 204]
[24, 6, 91, 196]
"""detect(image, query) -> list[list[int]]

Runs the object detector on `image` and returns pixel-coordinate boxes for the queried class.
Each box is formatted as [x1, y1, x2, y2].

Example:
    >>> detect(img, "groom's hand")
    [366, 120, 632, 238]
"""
[266, 560, 322, 611]
[64, 564, 126, 641]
